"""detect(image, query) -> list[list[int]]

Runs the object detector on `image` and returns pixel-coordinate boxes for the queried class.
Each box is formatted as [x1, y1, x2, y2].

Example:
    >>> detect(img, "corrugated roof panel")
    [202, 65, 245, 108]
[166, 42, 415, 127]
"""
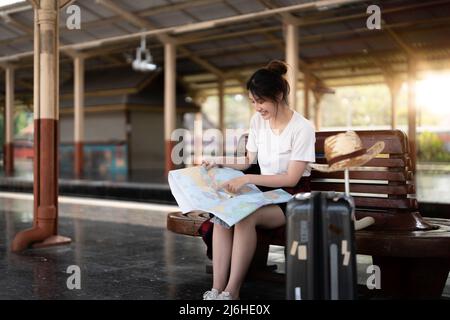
[340, 18, 367, 30]
[240, 34, 271, 44]
[59, 30, 98, 44]
[404, 28, 449, 48]
[184, 41, 218, 51]
[113, 20, 140, 33]
[385, 9, 433, 25]
[238, 52, 268, 64]
[208, 55, 245, 68]
[305, 22, 352, 35]
[0, 44, 20, 56]
[327, 41, 368, 55]
[6, 40, 32, 52]
[364, 35, 397, 51]
[62, 3, 104, 23]
[0, 25, 22, 40]
[185, 2, 238, 21]
[85, 24, 128, 38]
[226, 0, 266, 14]
[115, 0, 167, 11]
[300, 46, 333, 59]
[426, 3, 450, 17]
[147, 11, 196, 28]
[77, 0, 118, 18]
[277, 0, 315, 6]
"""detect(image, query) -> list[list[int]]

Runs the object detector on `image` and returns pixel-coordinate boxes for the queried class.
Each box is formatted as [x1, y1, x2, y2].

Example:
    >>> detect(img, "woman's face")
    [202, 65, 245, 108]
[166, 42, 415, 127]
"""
[248, 91, 278, 120]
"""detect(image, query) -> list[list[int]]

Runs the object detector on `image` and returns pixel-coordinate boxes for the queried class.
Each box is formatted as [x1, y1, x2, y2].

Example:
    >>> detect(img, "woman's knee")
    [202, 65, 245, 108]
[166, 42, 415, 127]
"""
[235, 211, 258, 230]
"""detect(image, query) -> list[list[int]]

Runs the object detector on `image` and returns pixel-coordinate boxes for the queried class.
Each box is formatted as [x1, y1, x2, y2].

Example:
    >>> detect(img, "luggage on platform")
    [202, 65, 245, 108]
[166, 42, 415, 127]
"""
[286, 191, 357, 300]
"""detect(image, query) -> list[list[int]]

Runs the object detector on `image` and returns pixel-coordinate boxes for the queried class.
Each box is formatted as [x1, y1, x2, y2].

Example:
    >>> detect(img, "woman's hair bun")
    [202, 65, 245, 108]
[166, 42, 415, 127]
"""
[265, 60, 288, 76]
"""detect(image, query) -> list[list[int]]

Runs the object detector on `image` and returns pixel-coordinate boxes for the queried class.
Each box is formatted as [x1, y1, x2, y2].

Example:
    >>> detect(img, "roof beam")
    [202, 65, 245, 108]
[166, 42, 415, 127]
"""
[95, 0, 226, 78]
[257, 0, 301, 25]
[0, 12, 32, 34]
[382, 19, 418, 58]
[255, 0, 328, 90]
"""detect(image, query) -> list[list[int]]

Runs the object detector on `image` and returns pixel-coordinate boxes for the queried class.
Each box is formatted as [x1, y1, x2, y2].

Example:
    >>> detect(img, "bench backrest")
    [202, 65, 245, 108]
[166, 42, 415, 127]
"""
[312, 130, 417, 213]
[238, 129, 417, 213]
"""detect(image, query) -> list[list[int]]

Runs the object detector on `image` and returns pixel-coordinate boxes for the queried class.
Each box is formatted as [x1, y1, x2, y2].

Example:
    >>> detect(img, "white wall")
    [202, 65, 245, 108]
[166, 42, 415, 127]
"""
[60, 111, 126, 143]
[130, 111, 184, 171]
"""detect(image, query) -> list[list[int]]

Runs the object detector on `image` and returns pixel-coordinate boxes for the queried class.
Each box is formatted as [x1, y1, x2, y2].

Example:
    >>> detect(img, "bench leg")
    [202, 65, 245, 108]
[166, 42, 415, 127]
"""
[372, 256, 450, 299]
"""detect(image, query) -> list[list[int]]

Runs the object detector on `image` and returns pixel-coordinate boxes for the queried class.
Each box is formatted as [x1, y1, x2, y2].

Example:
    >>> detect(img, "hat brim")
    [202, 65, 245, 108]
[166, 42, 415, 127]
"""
[310, 141, 385, 173]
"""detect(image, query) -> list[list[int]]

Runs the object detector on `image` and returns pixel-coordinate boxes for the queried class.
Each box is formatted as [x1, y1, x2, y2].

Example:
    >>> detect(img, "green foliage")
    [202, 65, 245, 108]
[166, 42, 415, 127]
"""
[418, 131, 450, 162]
[14, 111, 32, 136]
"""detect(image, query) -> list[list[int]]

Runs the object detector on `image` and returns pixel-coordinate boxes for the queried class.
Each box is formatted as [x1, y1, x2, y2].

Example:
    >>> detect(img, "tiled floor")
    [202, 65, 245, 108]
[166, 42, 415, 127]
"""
[0, 193, 285, 300]
[0, 193, 448, 300]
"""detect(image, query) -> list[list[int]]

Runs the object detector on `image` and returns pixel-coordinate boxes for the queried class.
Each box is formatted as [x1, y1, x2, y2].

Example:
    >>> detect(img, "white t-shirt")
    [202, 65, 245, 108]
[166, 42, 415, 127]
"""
[246, 110, 316, 176]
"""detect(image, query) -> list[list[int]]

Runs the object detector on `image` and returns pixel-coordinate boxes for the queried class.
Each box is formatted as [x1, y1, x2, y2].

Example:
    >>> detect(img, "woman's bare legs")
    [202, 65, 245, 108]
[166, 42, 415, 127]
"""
[223, 205, 285, 299]
[212, 223, 234, 291]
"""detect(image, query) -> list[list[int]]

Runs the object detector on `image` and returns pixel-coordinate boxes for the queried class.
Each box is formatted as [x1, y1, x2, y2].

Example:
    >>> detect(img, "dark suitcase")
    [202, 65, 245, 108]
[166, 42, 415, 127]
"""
[286, 191, 357, 300]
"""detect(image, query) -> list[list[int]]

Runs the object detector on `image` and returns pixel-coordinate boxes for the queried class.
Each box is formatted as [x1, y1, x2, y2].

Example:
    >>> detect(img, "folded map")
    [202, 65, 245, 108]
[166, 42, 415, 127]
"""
[168, 166, 292, 227]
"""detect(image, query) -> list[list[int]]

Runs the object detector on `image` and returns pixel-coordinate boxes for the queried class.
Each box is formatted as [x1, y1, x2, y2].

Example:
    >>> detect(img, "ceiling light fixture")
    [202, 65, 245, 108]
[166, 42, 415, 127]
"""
[132, 35, 157, 72]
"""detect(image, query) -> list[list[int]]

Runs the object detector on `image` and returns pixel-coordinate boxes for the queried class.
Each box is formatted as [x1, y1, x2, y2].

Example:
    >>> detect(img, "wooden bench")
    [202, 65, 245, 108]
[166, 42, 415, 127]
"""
[167, 129, 450, 299]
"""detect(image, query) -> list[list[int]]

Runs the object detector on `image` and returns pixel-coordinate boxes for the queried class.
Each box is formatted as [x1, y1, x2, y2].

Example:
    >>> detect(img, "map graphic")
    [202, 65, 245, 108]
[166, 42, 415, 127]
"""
[168, 166, 292, 227]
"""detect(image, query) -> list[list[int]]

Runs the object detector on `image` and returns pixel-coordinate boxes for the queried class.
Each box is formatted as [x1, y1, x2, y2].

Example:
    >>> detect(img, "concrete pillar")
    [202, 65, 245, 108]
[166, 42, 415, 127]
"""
[74, 56, 84, 178]
[218, 79, 225, 156]
[388, 78, 401, 129]
[164, 42, 176, 175]
[4, 66, 14, 176]
[194, 112, 203, 165]
[304, 72, 310, 119]
[407, 58, 417, 172]
[285, 22, 298, 111]
[12, 0, 71, 252]
[313, 91, 323, 130]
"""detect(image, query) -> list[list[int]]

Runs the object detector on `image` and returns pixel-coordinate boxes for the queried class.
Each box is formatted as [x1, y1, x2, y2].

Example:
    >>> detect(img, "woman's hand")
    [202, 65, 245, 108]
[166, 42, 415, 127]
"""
[220, 175, 250, 193]
[201, 159, 217, 170]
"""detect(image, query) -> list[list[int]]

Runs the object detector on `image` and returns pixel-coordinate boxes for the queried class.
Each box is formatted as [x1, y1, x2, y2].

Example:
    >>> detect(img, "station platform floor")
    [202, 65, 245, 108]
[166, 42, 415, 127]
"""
[0, 192, 449, 300]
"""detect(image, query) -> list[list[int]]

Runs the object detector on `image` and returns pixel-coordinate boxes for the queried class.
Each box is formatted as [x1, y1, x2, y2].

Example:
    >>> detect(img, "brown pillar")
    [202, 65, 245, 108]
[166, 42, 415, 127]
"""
[4, 66, 14, 176]
[74, 55, 84, 178]
[407, 58, 417, 172]
[12, 0, 71, 252]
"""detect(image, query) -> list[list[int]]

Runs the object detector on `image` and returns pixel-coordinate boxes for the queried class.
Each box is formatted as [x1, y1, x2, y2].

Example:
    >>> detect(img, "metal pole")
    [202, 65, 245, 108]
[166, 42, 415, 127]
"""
[218, 79, 225, 156]
[408, 57, 417, 172]
[304, 72, 310, 118]
[285, 22, 298, 111]
[4, 66, 14, 176]
[344, 168, 350, 196]
[164, 41, 176, 175]
[74, 55, 84, 178]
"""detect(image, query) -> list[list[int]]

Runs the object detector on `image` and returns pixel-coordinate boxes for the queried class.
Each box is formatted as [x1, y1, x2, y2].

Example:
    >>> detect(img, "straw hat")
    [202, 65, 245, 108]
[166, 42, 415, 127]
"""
[310, 131, 385, 172]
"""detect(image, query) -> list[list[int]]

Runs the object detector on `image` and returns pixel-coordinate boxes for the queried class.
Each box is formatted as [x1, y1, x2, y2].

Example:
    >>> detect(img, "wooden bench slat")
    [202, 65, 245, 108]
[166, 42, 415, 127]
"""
[354, 197, 418, 209]
[311, 170, 410, 181]
[316, 130, 407, 154]
[315, 156, 407, 168]
[311, 182, 415, 195]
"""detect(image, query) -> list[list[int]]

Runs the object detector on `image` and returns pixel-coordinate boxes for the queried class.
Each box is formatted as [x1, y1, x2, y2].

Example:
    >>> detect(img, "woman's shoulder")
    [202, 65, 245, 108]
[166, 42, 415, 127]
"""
[249, 112, 264, 127]
[291, 111, 316, 134]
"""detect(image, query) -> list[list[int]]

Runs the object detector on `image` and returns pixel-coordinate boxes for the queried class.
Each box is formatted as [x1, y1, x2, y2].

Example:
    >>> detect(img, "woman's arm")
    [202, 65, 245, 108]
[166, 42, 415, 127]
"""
[204, 151, 257, 171]
[247, 160, 308, 188]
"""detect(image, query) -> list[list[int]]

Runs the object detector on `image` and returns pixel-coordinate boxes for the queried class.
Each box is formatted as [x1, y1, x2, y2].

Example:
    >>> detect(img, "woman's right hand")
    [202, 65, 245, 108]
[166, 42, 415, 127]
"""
[201, 159, 217, 170]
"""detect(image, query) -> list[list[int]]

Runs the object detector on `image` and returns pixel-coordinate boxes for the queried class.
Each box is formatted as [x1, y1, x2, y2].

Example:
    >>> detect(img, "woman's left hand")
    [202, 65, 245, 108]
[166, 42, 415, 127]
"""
[220, 175, 250, 194]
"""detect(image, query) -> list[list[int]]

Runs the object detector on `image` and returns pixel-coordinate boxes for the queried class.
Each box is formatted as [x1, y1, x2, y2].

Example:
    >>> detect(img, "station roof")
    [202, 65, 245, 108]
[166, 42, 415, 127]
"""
[0, 0, 450, 98]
